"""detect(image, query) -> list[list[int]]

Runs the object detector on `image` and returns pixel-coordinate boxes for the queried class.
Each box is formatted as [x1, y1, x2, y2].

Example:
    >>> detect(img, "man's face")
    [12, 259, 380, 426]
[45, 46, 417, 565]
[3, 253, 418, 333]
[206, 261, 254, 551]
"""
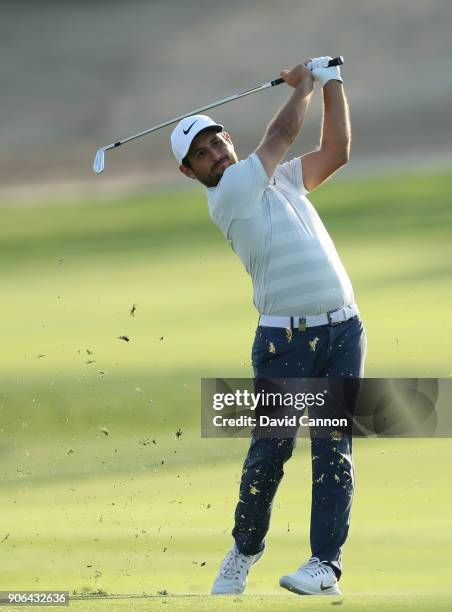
[179, 129, 238, 187]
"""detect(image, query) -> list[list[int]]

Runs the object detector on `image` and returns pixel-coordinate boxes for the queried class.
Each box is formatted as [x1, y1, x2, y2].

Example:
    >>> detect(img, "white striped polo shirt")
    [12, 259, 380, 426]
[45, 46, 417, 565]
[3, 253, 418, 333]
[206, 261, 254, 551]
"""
[207, 152, 354, 316]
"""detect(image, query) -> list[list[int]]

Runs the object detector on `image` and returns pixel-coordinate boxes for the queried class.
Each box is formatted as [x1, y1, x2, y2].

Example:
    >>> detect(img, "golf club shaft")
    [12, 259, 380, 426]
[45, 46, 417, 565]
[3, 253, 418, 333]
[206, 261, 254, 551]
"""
[103, 56, 344, 152]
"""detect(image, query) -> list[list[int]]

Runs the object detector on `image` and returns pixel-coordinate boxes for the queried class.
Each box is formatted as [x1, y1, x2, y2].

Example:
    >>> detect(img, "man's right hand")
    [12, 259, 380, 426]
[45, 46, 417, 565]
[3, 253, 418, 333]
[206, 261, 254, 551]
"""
[279, 63, 313, 90]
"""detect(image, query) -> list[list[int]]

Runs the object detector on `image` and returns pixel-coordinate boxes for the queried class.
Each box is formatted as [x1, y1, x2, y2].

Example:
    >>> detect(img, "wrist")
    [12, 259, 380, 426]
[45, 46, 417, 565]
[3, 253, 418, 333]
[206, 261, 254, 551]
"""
[323, 79, 343, 90]
[294, 79, 313, 96]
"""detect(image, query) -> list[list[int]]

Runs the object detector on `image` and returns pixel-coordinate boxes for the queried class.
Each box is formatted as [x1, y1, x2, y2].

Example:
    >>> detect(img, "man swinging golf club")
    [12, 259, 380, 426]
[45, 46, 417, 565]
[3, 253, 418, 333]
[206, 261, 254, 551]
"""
[171, 56, 367, 596]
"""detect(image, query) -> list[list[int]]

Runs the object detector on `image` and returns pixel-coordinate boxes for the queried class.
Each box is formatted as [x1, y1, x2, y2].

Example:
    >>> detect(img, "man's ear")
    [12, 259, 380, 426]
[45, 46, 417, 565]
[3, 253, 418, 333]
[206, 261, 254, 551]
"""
[222, 131, 232, 144]
[179, 163, 196, 179]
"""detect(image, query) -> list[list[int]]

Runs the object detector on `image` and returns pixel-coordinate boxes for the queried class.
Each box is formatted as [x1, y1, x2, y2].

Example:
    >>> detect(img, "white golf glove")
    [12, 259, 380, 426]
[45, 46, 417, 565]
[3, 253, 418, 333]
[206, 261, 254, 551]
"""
[307, 56, 342, 88]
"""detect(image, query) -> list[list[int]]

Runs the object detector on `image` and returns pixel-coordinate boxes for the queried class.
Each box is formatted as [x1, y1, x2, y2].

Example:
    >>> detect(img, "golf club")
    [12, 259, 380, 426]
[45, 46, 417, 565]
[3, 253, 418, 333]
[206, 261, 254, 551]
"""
[92, 56, 344, 174]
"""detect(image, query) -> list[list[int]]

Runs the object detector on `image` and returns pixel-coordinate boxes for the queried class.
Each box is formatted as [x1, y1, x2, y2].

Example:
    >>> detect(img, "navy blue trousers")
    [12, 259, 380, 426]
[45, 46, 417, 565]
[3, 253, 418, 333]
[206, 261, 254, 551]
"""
[231, 316, 367, 579]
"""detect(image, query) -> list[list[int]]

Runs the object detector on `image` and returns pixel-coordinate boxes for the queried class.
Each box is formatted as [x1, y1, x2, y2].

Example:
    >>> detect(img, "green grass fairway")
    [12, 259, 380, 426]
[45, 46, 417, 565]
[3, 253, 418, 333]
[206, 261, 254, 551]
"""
[2, 437, 452, 601]
[1, 169, 451, 610]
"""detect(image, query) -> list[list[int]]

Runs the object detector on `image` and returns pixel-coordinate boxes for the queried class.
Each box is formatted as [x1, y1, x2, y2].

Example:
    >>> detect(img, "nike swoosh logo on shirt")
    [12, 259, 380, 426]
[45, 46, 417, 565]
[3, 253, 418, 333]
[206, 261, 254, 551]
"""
[183, 120, 198, 135]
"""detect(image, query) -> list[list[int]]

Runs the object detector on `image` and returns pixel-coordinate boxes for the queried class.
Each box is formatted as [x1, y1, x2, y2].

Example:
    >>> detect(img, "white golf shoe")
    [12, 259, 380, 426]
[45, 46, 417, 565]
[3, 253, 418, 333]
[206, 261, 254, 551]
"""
[279, 556, 342, 595]
[211, 543, 264, 595]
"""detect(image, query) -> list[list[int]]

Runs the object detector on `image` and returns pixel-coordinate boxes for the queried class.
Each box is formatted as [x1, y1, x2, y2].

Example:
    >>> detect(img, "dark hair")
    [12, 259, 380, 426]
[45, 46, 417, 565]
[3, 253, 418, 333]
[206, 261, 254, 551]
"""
[182, 156, 191, 169]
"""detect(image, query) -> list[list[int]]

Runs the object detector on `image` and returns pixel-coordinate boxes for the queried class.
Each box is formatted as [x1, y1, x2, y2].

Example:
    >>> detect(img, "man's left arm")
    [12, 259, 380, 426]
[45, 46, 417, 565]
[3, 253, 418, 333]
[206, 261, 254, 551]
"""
[301, 77, 351, 192]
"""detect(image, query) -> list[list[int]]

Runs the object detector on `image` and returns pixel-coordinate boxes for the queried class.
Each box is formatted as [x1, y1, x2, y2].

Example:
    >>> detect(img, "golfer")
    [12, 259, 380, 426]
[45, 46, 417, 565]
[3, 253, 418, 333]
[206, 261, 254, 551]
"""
[170, 56, 367, 596]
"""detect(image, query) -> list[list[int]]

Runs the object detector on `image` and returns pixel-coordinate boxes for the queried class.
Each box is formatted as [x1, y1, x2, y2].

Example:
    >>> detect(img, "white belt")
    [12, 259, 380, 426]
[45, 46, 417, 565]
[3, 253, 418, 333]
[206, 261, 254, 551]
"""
[259, 304, 359, 330]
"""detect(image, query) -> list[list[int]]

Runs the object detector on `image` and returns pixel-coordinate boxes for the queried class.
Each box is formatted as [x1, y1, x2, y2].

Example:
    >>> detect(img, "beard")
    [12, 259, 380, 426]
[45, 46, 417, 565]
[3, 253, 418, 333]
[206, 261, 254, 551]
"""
[197, 153, 237, 187]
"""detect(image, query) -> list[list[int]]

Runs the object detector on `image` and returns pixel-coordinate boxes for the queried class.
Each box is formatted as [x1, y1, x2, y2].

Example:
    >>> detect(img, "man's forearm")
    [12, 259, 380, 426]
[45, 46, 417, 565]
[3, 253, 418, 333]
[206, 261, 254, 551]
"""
[255, 63, 313, 179]
[264, 82, 313, 146]
[320, 81, 351, 161]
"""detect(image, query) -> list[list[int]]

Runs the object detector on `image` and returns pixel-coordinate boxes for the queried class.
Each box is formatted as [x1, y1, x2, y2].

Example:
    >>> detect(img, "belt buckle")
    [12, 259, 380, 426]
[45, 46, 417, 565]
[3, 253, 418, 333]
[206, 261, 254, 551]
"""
[298, 317, 307, 332]
[327, 309, 343, 326]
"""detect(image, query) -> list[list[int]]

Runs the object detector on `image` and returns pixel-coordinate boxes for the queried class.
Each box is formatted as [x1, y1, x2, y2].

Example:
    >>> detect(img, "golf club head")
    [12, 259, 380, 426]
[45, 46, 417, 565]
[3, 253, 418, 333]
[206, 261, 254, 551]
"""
[93, 148, 105, 174]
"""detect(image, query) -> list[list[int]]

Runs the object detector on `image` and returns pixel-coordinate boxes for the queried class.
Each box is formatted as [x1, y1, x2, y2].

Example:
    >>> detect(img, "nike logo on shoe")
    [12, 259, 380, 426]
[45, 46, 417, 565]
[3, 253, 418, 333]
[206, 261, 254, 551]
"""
[320, 581, 334, 591]
[183, 120, 198, 135]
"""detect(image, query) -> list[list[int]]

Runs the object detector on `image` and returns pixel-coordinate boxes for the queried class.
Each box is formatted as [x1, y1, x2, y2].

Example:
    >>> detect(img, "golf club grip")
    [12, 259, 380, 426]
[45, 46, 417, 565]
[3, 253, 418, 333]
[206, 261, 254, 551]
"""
[271, 56, 344, 86]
